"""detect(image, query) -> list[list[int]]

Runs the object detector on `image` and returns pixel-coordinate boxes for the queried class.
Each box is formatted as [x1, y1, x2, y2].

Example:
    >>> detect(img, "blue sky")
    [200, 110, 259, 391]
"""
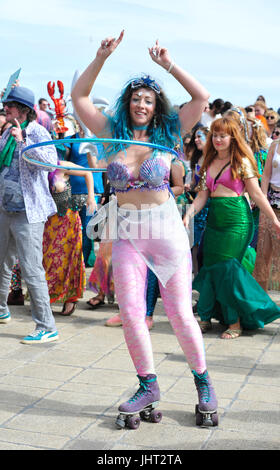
[1, 0, 279, 112]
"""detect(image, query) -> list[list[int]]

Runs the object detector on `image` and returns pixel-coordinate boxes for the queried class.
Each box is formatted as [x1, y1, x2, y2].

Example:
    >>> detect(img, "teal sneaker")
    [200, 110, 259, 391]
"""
[21, 329, 59, 344]
[0, 312, 11, 323]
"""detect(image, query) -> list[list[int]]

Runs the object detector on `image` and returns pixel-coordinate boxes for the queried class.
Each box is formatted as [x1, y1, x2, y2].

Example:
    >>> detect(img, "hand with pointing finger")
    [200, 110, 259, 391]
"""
[96, 30, 124, 61]
[148, 39, 173, 71]
[10, 118, 24, 142]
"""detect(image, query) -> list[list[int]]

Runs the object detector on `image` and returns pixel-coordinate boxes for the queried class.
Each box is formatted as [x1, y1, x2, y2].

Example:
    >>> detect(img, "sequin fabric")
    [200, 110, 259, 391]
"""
[52, 182, 87, 216]
[197, 158, 258, 193]
[107, 156, 170, 192]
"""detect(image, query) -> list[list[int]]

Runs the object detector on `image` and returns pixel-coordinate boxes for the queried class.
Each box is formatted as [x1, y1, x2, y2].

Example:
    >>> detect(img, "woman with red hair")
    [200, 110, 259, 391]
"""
[184, 117, 280, 339]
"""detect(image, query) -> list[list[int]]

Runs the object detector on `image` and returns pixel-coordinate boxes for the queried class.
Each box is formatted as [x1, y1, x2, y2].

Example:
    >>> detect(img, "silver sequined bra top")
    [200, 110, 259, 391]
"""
[51, 181, 87, 216]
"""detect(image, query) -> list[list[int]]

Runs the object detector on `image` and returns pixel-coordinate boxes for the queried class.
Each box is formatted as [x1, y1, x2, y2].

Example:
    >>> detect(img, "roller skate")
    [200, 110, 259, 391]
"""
[192, 370, 218, 427]
[115, 374, 162, 430]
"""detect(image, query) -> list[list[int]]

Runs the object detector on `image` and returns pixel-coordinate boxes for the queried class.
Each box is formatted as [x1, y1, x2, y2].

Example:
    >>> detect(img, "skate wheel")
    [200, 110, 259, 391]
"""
[211, 412, 219, 426]
[195, 410, 203, 426]
[127, 415, 141, 430]
[150, 409, 162, 423]
[115, 415, 126, 430]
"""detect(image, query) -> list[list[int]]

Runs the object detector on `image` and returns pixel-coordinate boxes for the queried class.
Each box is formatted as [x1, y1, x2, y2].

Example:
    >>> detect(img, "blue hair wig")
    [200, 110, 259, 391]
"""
[101, 76, 181, 159]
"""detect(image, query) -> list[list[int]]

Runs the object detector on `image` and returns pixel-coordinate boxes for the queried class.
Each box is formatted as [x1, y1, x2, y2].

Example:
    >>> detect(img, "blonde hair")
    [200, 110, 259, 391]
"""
[225, 107, 249, 143]
[254, 100, 267, 112]
[265, 110, 279, 121]
[200, 117, 259, 180]
[247, 117, 268, 153]
[226, 107, 268, 153]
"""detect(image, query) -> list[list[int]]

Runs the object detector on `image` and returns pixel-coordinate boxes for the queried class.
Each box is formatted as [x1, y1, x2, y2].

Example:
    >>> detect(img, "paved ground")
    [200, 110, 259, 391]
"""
[0, 270, 279, 451]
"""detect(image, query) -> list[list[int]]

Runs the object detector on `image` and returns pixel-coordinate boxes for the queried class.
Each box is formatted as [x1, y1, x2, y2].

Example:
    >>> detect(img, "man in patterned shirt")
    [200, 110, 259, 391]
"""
[0, 86, 59, 344]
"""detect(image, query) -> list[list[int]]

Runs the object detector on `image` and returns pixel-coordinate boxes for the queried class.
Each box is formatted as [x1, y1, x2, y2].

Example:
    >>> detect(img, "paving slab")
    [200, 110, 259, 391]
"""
[0, 270, 279, 451]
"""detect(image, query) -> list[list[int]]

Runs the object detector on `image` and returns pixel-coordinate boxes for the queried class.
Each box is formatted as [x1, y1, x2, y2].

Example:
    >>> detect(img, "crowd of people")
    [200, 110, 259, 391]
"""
[0, 31, 280, 427]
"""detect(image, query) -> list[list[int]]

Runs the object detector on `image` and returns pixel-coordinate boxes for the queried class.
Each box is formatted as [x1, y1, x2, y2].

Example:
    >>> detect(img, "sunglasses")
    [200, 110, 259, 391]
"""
[266, 115, 276, 120]
[272, 131, 280, 137]
[131, 76, 161, 94]
[4, 101, 17, 108]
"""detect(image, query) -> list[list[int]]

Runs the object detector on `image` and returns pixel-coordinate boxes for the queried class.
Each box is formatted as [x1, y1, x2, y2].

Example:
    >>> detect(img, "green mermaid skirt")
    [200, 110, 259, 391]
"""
[193, 197, 280, 329]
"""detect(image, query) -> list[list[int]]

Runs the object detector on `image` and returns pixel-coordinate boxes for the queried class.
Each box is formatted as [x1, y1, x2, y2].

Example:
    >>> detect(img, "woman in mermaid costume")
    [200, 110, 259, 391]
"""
[226, 107, 269, 255]
[44, 160, 96, 315]
[184, 117, 280, 339]
[72, 31, 218, 428]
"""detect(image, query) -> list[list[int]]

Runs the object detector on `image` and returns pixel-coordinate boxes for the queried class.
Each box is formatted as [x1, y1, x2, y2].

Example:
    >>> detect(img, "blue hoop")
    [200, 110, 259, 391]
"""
[22, 137, 179, 172]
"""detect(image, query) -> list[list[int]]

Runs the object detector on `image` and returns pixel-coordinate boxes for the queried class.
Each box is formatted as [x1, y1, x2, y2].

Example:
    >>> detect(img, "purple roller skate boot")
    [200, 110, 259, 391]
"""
[192, 370, 218, 427]
[116, 374, 162, 429]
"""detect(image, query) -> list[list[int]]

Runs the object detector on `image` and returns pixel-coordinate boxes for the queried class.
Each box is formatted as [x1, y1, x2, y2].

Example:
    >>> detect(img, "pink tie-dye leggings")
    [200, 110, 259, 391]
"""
[112, 239, 207, 376]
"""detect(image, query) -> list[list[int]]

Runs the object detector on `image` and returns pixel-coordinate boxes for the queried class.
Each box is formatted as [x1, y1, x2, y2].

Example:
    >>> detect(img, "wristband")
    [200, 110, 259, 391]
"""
[167, 62, 175, 73]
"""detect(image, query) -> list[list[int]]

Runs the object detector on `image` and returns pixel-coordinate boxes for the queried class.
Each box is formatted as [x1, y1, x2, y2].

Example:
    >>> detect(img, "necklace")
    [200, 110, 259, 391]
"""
[132, 125, 148, 130]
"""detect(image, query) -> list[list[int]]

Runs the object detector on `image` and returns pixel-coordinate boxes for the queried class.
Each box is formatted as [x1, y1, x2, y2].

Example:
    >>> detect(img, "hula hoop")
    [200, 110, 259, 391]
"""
[22, 137, 179, 172]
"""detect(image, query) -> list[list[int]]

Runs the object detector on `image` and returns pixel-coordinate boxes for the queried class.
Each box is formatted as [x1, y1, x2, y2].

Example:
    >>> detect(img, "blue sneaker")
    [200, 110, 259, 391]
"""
[21, 329, 59, 344]
[0, 312, 11, 323]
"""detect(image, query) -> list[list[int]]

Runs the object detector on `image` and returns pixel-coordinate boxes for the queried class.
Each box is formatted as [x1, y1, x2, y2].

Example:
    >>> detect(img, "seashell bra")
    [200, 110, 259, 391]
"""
[107, 155, 170, 192]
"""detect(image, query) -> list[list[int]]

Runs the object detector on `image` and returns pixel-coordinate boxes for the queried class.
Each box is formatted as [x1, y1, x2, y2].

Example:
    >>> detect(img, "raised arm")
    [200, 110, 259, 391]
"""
[71, 30, 124, 136]
[148, 40, 210, 133]
[61, 161, 97, 214]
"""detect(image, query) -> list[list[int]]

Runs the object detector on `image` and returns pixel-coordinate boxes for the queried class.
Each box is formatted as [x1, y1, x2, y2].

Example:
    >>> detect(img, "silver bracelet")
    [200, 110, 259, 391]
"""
[167, 62, 175, 73]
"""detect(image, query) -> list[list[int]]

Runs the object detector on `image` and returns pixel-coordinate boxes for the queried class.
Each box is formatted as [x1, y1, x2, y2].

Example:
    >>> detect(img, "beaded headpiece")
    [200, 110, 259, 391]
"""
[130, 75, 161, 94]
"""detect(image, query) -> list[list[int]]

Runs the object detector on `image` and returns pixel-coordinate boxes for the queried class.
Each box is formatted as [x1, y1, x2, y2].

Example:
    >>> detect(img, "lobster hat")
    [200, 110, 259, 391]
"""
[3, 86, 35, 110]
